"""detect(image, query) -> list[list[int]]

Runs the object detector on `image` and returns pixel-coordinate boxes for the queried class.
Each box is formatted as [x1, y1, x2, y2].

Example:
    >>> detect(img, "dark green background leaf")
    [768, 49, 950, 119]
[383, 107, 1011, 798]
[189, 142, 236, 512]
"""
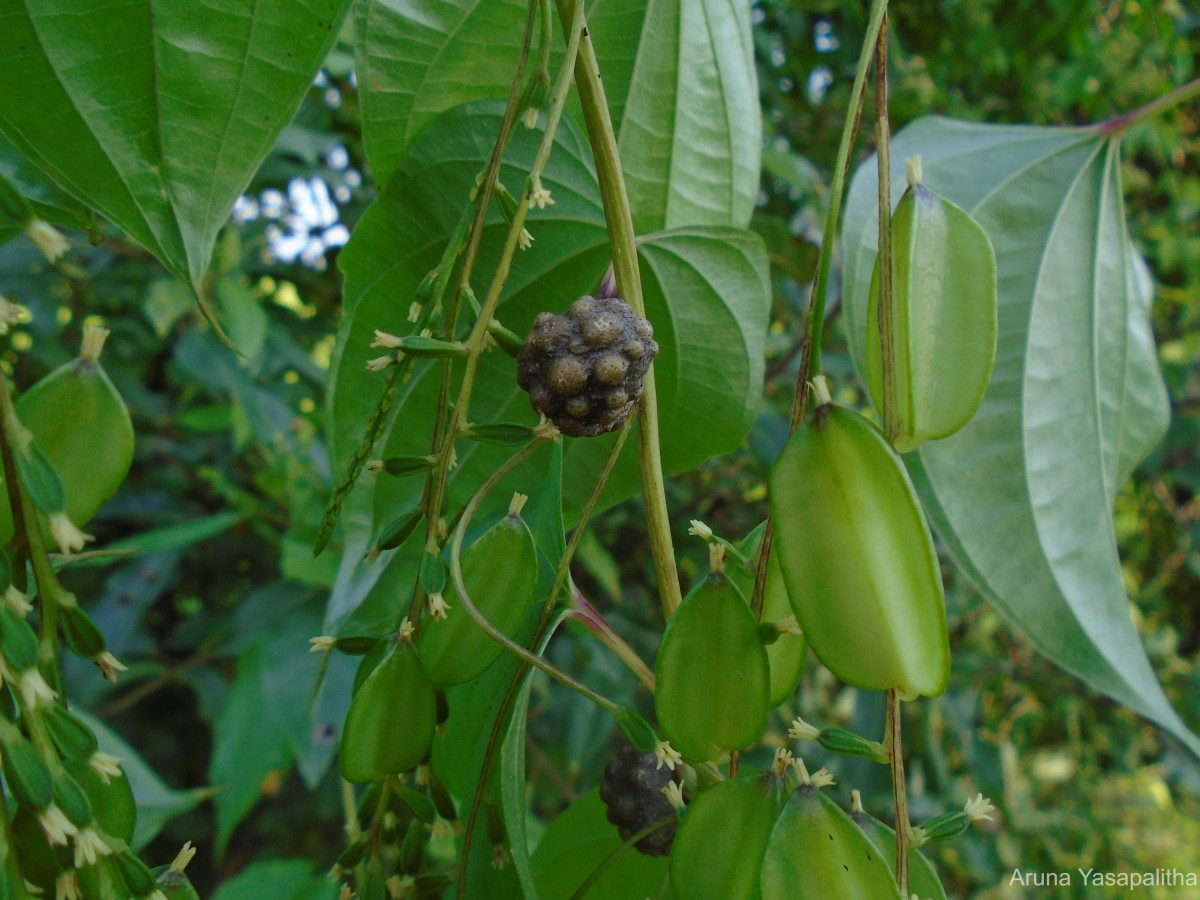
[354, 0, 760, 231]
[0, 0, 352, 289]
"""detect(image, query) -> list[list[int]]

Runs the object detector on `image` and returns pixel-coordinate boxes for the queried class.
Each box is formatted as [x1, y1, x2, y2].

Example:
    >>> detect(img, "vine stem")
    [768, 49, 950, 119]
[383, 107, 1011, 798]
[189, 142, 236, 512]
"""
[554, 0, 682, 619]
[749, 0, 890, 617]
[873, 15, 913, 895]
[0, 374, 67, 692]
[874, 11, 897, 441]
[887, 688, 910, 894]
[457, 411, 651, 895]
[1097, 76, 1200, 136]
[417, 0, 543, 629]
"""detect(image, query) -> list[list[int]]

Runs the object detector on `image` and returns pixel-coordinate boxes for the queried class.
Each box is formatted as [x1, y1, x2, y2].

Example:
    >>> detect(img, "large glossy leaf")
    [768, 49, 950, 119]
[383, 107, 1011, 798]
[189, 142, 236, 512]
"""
[841, 117, 1195, 754]
[354, 0, 759, 232]
[0, 0, 351, 291]
[324, 102, 767, 632]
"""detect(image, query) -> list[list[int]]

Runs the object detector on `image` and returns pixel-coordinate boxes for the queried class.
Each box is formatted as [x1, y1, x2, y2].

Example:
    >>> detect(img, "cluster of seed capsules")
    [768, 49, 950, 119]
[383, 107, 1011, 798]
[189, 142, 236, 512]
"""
[516, 295, 658, 437]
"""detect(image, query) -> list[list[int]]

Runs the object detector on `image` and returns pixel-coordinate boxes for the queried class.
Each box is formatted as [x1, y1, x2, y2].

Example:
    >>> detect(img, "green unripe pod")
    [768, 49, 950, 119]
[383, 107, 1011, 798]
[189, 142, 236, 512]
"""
[461, 422, 535, 445]
[866, 156, 997, 453]
[396, 783, 436, 825]
[59, 604, 107, 660]
[7, 326, 135, 535]
[339, 636, 437, 784]
[761, 785, 903, 898]
[112, 851, 158, 896]
[769, 388, 950, 699]
[669, 769, 790, 900]
[71, 759, 136, 844]
[399, 819, 425, 875]
[0, 606, 41, 672]
[52, 773, 93, 828]
[654, 552, 770, 761]
[418, 496, 537, 686]
[43, 706, 99, 762]
[851, 798, 947, 900]
[0, 724, 53, 810]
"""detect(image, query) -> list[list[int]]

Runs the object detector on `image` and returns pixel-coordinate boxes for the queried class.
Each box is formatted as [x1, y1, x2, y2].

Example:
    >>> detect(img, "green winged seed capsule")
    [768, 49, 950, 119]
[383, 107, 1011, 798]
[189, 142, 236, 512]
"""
[669, 768, 790, 900]
[12, 326, 135, 530]
[655, 550, 770, 761]
[761, 785, 903, 899]
[866, 156, 998, 453]
[43, 706, 99, 761]
[769, 388, 949, 699]
[339, 636, 437, 784]
[734, 523, 807, 707]
[851, 799, 947, 900]
[0, 726, 53, 810]
[418, 495, 537, 687]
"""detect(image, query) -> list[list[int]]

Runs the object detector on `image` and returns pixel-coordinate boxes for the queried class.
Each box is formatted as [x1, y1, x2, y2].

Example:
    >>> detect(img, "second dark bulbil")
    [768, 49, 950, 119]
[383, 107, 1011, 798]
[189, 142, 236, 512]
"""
[598, 744, 680, 856]
[516, 295, 658, 437]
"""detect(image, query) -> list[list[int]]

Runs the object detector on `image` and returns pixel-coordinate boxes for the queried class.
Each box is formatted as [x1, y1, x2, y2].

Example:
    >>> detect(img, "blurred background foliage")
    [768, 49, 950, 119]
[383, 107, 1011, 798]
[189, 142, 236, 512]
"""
[2, 1, 1197, 896]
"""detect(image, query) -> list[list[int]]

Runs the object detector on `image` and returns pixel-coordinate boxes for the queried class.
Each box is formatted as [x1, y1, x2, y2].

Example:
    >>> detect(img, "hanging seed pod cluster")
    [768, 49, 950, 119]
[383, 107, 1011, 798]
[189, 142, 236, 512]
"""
[768, 156, 996, 701]
[516, 295, 658, 437]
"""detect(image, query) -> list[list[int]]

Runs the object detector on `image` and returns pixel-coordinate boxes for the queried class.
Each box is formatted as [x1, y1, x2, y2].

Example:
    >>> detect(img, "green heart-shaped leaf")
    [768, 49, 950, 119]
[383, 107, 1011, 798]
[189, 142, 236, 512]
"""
[0, 0, 351, 295]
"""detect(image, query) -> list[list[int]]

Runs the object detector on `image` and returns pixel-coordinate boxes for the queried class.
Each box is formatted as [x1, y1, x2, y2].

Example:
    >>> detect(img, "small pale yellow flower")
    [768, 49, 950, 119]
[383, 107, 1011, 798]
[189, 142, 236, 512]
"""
[49, 513, 93, 555]
[87, 750, 123, 785]
[4, 585, 32, 616]
[19, 669, 58, 708]
[522, 107, 539, 129]
[309, 635, 337, 653]
[371, 330, 404, 349]
[26, 220, 69, 262]
[660, 781, 685, 810]
[517, 228, 533, 251]
[94, 651, 128, 684]
[653, 740, 682, 772]
[365, 355, 394, 373]
[73, 827, 112, 868]
[398, 617, 416, 641]
[37, 804, 78, 846]
[529, 183, 554, 210]
[964, 793, 996, 822]
[426, 593, 449, 622]
[55, 871, 80, 900]
[788, 717, 820, 742]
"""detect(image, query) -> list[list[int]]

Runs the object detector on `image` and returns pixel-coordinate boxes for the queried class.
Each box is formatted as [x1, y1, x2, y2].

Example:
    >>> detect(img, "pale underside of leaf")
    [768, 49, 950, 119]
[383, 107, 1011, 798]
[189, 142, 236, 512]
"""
[841, 117, 1195, 754]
